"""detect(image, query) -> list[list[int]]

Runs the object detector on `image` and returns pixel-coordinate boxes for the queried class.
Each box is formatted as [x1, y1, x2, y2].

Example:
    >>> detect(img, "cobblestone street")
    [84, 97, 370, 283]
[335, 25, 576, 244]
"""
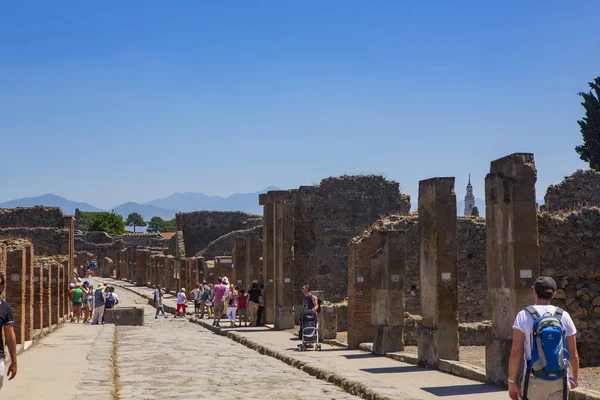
[115, 286, 359, 400]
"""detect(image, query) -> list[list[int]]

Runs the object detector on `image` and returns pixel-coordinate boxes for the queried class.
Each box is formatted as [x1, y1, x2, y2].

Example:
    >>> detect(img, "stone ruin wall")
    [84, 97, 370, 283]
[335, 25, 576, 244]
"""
[197, 225, 263, 260]
[176, 211, 262, 257]
[0, 206, 65, 228]
[543, 169, 600, 212]
[294, 175, 411, 303]
[538, 207, 600, 366]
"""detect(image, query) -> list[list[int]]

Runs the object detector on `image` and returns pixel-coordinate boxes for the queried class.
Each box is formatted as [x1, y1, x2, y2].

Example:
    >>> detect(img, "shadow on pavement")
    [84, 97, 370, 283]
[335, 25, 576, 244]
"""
[420, 384, 505, 397]
[343, 353, 378, 359]
[361, 366, 426, 374]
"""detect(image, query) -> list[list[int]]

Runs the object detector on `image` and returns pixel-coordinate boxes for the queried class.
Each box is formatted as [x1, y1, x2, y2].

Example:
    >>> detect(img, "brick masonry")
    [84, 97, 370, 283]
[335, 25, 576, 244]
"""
[6, 244, 26, 344]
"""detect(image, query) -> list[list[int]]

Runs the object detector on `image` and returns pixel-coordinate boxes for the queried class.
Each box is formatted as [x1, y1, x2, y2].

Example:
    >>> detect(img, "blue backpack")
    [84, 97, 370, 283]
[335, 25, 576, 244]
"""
[105, 293, 116, 309]
[522, 306, 569, 400]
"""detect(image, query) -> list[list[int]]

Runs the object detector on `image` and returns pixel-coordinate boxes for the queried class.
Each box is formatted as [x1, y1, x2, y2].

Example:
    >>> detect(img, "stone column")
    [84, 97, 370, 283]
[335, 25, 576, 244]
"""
[43, 266, 51, 328]
[246, 232, 261, 286]
[347, 232, 384, 349]
[135, 249, 148, 286]
[51, 264, 59, 325]
[417, 177, 459, 368]
[6, 247, 26, 344]
[233, 237, 246, 290]
[274, 200, 295, 330]
[157, 255, 165, 287]
[59, 262, 67, 320]
[485, 153, 540, 385]
[372, 231, 406, 355]
[0, 243, 6, 302]
[263, 202, 275, 324]
[33, 264, 44, 332]
[63, 215, 75, 285]
[24, 244, 34, 341]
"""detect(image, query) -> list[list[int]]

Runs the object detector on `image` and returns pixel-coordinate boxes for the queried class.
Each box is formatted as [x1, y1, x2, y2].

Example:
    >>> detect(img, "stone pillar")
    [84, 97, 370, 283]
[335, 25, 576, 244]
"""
[320, 304, 338, 339]
[274, 200, 295, 330]
[59, 262, 66, 320]
[135, 249, 148, 286]
[6, 247, 26, 344]
[164, 256, 174, 292]
[156, 255, 165, 287]
[0, 243, 6, 302]
[43, 266, 51, 328]
[347, 232, 384, 349]
[232, 237, 246, 290]
[263, 202, 275, 324]
[417, 177, 459, 368]
[51, 264, 59, 325]
[246, 232, 261, 287]
[485, 153, 540, 385]
[63, 215, 75, 285]
[33, 264, 44, 331]
[197, 257, 205, 284]
[372, 231, 406, 355]
[24, 244, 34, 341]
[180, 260, 187, 291]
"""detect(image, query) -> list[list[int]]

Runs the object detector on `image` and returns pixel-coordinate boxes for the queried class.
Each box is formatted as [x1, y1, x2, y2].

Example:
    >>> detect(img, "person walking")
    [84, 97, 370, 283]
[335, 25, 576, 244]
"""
[226, 284, 239, 328]
[153, 285, 161, 307]
[299, 285, 320, 338]
[257, 283, 265, 326]
[205, 283, 214, 320]
[83, 281, 93, 323]
[91, 283, 107, 325]
[199, 281, 210, 319]
[70, 284, 84, 323]
[192, 283, 204, 318]
[155, 287, 168, 319]
[176, 288, 188, 318]
[0, 272, 17, 390]
[508, 276, 579, 400]
[247, 282, 261, 327]
[212, 278, 227, 328]
[68, 283, 75, 321]
[237, 289, 248, 327]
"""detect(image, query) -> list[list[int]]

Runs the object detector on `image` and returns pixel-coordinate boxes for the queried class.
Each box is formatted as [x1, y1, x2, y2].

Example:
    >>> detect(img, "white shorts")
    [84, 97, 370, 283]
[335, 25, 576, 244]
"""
[0, 359, 5, 390]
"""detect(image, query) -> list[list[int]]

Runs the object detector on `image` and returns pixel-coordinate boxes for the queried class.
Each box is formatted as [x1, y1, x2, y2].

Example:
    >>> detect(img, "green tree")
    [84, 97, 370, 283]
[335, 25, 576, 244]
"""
[575, 76, 600, 171]
[125, 212, 147, 232]
[147, 216, 165, 233]
[471, 206, 480, 217]
[88, 211, 126, 234]
[147, 216, 177, 232]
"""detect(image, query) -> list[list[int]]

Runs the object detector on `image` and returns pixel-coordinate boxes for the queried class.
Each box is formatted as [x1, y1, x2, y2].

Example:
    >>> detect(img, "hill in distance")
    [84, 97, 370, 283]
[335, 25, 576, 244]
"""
[0, 194, 103, 215]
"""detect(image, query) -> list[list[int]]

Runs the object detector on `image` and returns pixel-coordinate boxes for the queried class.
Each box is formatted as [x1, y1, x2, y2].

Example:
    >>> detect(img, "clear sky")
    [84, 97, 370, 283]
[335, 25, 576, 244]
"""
[1, 1, 598, 209]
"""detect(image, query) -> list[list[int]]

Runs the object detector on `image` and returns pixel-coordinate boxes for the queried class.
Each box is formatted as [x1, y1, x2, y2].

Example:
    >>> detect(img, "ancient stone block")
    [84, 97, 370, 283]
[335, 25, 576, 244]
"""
[51, 264, 59, 325]
[485, 153, 540, 385]
[24, 245, 34, 341]
[417, 177, 459, 368]
[372, 231, 405, 355]
[33, 264, 44, 331]
[263, 203, 275, 324]
[135, 249, 149, 286]
[42, 266, 51, 328]
[245, 232, 261, 287]
[319, 304, 337, 340]
[232, 237, 246, 289]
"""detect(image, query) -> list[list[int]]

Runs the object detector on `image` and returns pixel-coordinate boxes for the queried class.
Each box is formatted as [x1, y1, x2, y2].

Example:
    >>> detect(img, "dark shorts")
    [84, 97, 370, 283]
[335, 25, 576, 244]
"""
[238, 309, 248, 316]
[72, 302, 82, 308]
[194, 300, 202, 309]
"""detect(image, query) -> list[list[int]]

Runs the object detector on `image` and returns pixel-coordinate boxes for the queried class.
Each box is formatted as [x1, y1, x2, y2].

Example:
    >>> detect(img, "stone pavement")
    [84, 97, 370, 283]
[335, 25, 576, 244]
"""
[1, 322, 115, 399]
[106, 278, 507, 400]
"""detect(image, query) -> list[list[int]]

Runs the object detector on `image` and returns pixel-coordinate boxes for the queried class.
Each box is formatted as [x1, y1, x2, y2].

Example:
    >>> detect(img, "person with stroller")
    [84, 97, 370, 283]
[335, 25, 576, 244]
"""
[299, 285, 321, 350]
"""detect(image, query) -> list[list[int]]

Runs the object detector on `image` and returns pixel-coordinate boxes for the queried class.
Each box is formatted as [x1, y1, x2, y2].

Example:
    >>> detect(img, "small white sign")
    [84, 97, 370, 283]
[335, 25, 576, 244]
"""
[219, 259, 232, 264]
[52, 278, 57, 283]
[284, 278, 291, 283]
[237, 280, 242, 284]
[441, 272, 451, 281]
[391, 274, 401, 283]
[33, 277, 39, 282]
[520, 269, 533, 279]
[43, 277, 48, 283]
[11, 274, 20, 282]
[357, 276, 364, 283]
[269, 279, 274, 283]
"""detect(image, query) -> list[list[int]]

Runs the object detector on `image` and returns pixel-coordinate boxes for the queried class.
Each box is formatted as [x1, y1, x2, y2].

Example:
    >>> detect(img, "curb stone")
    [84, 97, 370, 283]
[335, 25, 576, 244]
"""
[77, 324, 117, 399]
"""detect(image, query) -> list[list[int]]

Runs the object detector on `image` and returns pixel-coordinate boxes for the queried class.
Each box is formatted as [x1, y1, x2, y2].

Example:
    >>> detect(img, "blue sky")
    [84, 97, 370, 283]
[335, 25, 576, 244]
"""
[1, 1, 598, 209]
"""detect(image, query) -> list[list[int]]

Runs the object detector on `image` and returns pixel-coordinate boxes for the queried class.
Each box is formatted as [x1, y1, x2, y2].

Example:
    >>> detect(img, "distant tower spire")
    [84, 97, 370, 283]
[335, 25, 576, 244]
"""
[464, 174, 475, 216]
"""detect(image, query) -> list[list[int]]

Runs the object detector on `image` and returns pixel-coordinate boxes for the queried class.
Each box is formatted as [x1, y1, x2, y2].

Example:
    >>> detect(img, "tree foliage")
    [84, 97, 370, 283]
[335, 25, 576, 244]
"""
[125, 212, 147, 232]
[471, 206, 480, 217]
[88, 211, 126, 234]
[75, 208, 101, 231]
[147, 216, 176, 233]
[575, 76, 600, 171]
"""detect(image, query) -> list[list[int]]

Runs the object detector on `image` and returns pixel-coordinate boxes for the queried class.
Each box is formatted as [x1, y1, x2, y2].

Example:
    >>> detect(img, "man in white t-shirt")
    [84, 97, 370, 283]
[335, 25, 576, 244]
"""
[508, 276, 579, 400]
[191, 283, 204, 318]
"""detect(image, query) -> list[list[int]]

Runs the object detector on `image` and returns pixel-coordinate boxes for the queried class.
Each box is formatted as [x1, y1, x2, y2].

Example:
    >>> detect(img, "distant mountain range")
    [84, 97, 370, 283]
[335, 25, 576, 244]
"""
[0, 186, 279, 221]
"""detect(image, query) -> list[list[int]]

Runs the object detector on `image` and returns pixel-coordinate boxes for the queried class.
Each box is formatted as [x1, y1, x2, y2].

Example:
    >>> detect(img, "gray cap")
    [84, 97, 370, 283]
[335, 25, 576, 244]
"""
[533, 276, 556, 296]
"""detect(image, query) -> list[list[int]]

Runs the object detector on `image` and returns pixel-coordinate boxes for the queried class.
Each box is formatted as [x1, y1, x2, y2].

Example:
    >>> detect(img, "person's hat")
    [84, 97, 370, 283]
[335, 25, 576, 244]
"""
[533, 276, 557, 296]
[222, 277, 229, 284]
[181, 288, 185, 292]
[70, 283, 75, 288]
[97, 283, 105, 289]
[202, 281, 207, 284]
[83, 280, 90, 285]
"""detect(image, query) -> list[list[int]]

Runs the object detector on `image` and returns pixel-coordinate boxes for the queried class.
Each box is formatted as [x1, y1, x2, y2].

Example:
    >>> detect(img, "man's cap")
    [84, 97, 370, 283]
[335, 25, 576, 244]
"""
[181, 287, 185, 291]
[70, 283, 75, 288]
[223, 277, 229, 284]
[202, 281, 207, 284]
[533, 276, 557, 296]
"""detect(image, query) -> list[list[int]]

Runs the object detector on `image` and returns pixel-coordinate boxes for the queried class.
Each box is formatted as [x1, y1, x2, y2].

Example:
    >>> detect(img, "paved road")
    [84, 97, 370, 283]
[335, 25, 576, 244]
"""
[113, 284, 359, 400]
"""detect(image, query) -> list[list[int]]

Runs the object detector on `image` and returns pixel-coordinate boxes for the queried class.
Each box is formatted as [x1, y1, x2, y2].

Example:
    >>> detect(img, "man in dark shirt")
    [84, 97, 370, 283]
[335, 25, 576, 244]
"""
[0, 272, 18, 390]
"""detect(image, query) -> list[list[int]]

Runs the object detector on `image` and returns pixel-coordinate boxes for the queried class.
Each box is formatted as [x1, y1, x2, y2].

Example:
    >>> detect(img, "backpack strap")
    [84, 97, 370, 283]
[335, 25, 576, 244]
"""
[554, 307, 564, 319]
[525, 305, 540, 320]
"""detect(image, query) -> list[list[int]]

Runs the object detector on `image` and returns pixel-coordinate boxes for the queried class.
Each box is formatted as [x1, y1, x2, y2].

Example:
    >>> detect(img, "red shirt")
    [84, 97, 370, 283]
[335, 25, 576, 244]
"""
[238, 294, 248, 310]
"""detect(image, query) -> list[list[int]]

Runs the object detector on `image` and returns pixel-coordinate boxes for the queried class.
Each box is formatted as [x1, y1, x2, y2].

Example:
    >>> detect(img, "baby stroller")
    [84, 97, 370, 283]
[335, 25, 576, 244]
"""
[298, 309, 321, 351]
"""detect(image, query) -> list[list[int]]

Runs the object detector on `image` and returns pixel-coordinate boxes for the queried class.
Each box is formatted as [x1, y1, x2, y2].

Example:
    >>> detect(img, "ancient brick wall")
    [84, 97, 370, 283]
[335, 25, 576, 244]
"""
[4, 241, 27, 344]
[0, 228, 63, 255]
[198, 225, 263, 260]
[0, 206, 64, 228]
[176, 211, 262, 257]
[296, 176, 411, 303]
[543, 170, 600, 212]
[538, 207, 600, 366]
